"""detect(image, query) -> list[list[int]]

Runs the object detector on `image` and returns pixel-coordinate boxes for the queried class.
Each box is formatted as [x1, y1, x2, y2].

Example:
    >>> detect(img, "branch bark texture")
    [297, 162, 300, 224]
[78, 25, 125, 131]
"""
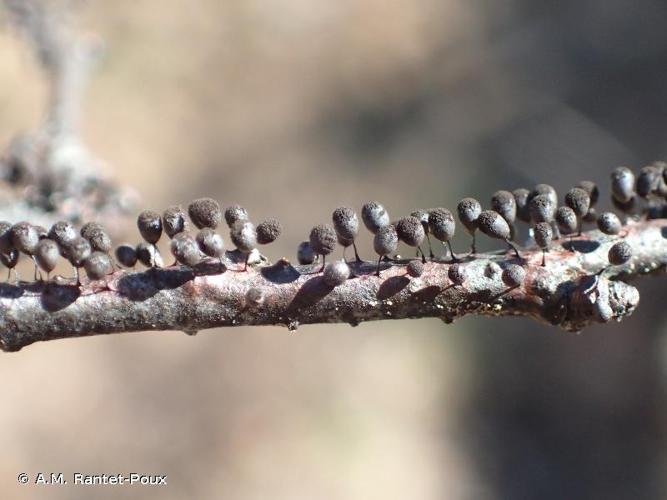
[0, 219, 665, 352]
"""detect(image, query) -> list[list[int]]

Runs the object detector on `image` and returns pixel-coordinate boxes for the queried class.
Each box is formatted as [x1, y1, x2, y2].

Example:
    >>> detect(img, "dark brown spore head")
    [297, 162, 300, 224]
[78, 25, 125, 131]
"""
[502, 264, 525, 288]
[529, 194, 555, 223]
[410, 209, 430, 233]
[406, 260, 424, 278]
[597, 212, 622, 235]
[395, 216, 425, 247]
[0, 248, 18, 269]
[555, 206, 577, 234]
[171, 232, 202, 266]
[477, 210, 511, 241]
[513, 188, 531, 223]
[333, 207, 359, 241]
[491, 190, 516, 224]
[611, 167, 635, 203]
[564, 187, 591, 217]
[530, 184, 558, 207]
[137, 210, 163, 244]
[577, 180, 599, 206]
[256, 218, 282, 245]
[80, 222, 103, 240]
[84, 251, 113, 280]
[0, 221, 13, 254]
[230, 221, 258, 253]
[323, 260, 350, 287]
[162, 205, 187, 238]
[87, 228, 112, 253]
[115, 244, 138, 268]
[65, 236, 92, 267]
[10, 222, 39, 255]
[361, 201, 390, 234]
[448, 263, 466, 286]
[136, 242, 162, 268]
[309, 224, 337, 256]
[428, 208, 455, 242]
[636, 165, 662, 198]
[297, 241, 317, 265]
[34, 225, 48, 240]
[533, 222, 553, 249]
[373, 224, 398, 257]
[48, 221, 77, 249]
[188, 198, 222, 230]
[224, 205, 249, 228]
[196, 228, 225, 258]
[457, 198, 481, 233]
[608, 241, 632, 266]
[34, 239, 59, 273]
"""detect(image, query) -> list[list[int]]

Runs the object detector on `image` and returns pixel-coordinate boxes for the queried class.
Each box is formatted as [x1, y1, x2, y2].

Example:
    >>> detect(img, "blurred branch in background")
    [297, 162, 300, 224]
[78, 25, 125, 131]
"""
[0, 0, 134, 227]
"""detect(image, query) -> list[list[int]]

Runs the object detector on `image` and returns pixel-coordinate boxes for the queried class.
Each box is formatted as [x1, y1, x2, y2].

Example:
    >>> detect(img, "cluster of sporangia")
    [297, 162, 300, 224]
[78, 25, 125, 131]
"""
[0, 163, 664, 290]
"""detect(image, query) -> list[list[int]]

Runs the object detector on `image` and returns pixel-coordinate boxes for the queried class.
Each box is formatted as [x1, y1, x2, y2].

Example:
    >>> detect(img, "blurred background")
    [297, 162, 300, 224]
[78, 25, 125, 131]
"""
[0, 0, 666, 498]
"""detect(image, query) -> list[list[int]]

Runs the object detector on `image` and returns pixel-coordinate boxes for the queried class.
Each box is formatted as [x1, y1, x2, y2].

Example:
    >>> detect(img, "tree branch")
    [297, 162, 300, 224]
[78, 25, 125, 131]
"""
[0, 219, 664, 352]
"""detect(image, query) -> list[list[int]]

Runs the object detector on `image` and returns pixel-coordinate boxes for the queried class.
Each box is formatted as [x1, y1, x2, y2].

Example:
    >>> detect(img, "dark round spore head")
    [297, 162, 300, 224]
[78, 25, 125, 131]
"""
[513, 188, 531, 223]
[0, 248, 18, 269]
[196, 228, 225, 258]
[457, 198, 481, 232]
[428, 208, 455, 242]
[361, 201, 390, 234]
[10, 222, 39, 255]
[608, 241, 632, 266]
[224, 205, 249, 228]
[48, 221, 77, 249]
[136, 242, 162, 268]
[502, 264, 525, 288]
[230, 221, 257, 253]
[34, 225, 48, 240]
[577, 181, 599, 206]
[84, 251, 113, 280]
[637, 165, 661, 198]
[529, 194, 555, 223]
[597, 212, 622, 235]
[115, 244, 138, 268]
[555, 206, 577, 234]
[530, 184, 558, 206]
[333, 207, 359, 241]
[87, 228, 112, 253]
[309, 224, 337, 256]
[137, 210, 163, 244]
[0, 221, 13, 254]
[491, 190, 516, 224]
[533, 222, 553, 249]
[406, 260, 424, 278]
[34, 239, 59, 273]
[373, 224, 398, 257]
[410, 209, 430, 233]
[448, 263, 466, 286]
[162, 205, 187, 238]
[477, 210, 511, 241]
[171, 232, 202, 266]
[564, 187, 591, 217]
[395, 216, 425, 247]
[188, 198, 222, 230]
[256, 218, 282, 245]
[323, 260, 350, 287]
[80, 222, 104, 240]
[297, 241, 317, 265]
[611, 167, 635, 203]
[65, 236, 92, 267]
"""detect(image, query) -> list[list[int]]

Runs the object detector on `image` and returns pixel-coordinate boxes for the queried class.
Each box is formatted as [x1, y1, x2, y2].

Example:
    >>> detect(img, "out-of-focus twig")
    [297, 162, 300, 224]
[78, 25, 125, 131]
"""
[0, 0, 135, 227]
